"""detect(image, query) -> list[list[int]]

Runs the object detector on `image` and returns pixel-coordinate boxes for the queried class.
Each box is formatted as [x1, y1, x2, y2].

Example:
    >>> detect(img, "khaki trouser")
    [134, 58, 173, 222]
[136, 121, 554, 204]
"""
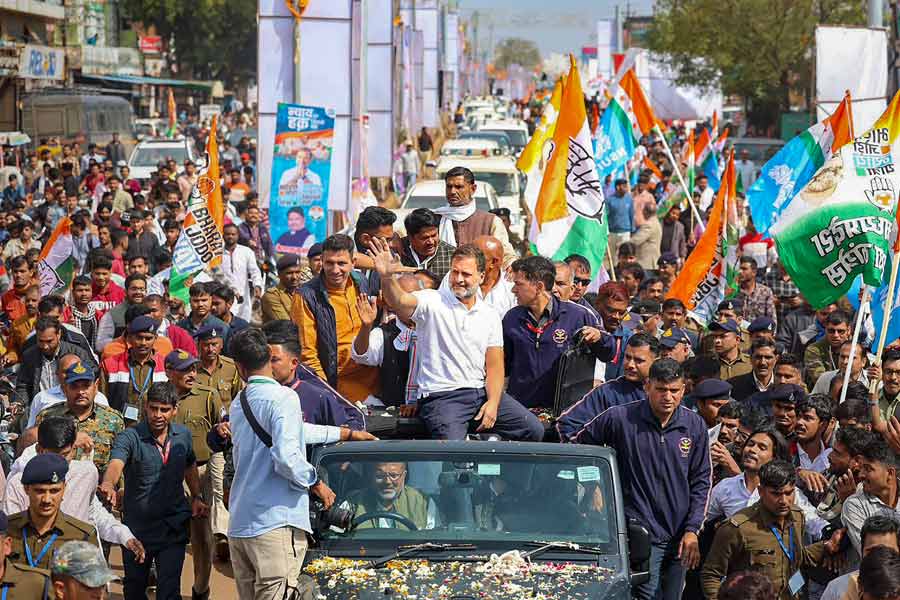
[187, 461, 214, 594]
[229, 527, 309, 600]
[208, 452, 229, 537]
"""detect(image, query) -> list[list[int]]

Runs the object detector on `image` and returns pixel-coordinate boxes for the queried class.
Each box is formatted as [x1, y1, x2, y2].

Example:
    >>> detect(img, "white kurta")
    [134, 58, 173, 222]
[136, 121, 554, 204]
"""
[222, 244, 263, 322]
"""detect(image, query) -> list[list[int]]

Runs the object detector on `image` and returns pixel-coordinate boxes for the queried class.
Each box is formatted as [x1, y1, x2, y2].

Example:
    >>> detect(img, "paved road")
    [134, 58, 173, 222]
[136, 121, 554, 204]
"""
[108, 544, 235, 599]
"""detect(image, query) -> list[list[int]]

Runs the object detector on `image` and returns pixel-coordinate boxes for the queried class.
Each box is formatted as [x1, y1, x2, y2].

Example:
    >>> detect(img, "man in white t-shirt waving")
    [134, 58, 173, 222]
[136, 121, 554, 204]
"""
[370, 237, 544, 441]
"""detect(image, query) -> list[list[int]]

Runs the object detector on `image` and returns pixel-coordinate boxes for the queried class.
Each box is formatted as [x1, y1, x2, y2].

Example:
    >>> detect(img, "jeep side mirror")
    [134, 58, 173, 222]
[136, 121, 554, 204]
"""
[627, 519, 651, 587]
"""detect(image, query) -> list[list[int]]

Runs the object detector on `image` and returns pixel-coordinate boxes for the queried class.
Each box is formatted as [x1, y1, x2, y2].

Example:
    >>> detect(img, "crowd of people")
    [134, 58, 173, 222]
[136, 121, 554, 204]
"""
[0, 99, 896, 600]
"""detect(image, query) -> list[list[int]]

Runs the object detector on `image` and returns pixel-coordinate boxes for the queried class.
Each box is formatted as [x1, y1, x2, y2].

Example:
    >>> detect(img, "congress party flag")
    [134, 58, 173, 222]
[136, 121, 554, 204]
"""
[748, 92, 853, 236]
[170, 115, 226, 302]
[668, 152, 737, 325]
[772, 91, 900, 308]
[36, 217, 75, 297]
[532, 55, 608, 278]
[520, 78, 563, 245]
[517, 78, 563, 174]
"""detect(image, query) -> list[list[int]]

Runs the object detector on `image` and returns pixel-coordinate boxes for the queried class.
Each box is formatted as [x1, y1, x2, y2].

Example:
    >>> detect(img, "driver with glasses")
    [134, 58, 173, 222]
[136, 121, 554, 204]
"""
[348, 462, 438, 530]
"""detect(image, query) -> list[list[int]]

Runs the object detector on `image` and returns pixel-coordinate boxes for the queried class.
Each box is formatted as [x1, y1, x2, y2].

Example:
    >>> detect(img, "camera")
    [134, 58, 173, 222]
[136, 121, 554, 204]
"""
[311, 499, 356, 531]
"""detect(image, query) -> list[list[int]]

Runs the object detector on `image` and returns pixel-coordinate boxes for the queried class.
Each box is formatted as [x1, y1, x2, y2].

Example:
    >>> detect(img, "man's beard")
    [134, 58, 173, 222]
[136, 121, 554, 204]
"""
[377, 488, 399, 502]
[453, 283, 479, 300]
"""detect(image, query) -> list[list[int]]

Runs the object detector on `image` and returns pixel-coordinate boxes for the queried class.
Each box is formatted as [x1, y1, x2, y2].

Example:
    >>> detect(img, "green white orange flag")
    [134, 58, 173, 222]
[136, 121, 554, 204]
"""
[520, 78, 564, 244]
[618, 68, 658, 138]
[37, 217, 75, 296]
[667, 151, 737, 324]
[170, 115, 226, 302]
[772, 90, 900, 308]
[531, 55, 608, 277]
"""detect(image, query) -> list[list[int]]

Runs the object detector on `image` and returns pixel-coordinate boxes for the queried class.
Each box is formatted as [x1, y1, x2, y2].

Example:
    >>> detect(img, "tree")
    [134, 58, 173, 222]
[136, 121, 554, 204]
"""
[648, 0, 864, 132]
[494, 38, 541, 72]
[121, 0, 257, 84]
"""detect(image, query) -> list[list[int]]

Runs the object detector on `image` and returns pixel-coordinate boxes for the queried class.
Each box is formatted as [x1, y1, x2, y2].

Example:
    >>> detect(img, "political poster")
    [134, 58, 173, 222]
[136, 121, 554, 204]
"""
[269, 103, 334, 258]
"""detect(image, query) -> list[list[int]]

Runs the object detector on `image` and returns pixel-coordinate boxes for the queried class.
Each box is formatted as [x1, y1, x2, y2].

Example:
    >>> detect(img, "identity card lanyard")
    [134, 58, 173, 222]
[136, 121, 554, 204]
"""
[23, 529, 58, 568]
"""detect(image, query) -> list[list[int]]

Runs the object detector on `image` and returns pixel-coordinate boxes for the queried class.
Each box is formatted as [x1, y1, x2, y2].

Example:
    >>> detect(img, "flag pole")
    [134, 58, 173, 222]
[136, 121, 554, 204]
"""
[654, 125, 705, 232]
[839, 89, 861, 406]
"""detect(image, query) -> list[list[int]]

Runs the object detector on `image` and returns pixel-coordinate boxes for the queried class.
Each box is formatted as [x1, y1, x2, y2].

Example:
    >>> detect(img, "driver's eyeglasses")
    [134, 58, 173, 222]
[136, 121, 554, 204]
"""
[573, 277, 591, 287]
[884, 368, 900, 378]
[373, 472, 405, 482]
[826, 328, 847, 335]
[607, 309, 628, 319]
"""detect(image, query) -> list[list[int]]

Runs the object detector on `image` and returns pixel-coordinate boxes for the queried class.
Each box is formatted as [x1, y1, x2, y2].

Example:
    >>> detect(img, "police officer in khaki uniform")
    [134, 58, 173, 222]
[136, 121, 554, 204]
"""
[702, 460, 844, 600]
[195, 323, 243, 405]
[164, 350, 222, 600]
[707, 319, 753, 381]
[0, 511, 51, 599]
[6, 455, 98, 572]
[192, 323, 238, 561]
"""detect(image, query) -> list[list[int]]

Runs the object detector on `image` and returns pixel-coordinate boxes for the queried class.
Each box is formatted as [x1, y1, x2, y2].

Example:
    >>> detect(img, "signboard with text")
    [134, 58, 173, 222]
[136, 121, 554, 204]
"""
[18, 45, 65, 80]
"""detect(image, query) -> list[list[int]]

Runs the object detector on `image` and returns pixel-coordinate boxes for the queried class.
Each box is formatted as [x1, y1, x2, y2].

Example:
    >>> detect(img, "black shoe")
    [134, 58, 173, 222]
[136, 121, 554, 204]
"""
[192, 588, 210, 600]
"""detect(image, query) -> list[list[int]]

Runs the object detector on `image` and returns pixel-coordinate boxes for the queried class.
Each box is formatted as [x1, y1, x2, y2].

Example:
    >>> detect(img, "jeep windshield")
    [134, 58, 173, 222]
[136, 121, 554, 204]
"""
[315, 450, 618, 556]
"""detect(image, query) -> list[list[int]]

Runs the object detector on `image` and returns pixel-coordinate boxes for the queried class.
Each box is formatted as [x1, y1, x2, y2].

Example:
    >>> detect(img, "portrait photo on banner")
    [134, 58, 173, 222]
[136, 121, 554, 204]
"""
[269, 102, 335, 258]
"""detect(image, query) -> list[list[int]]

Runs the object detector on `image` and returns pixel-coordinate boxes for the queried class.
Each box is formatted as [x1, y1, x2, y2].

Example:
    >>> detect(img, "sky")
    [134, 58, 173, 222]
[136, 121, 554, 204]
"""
[459, 0, 655, 57]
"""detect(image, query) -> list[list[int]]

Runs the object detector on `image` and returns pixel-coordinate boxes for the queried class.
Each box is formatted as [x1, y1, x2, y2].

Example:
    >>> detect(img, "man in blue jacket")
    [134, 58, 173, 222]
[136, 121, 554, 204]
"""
[575, 358, 712, 600]
[555, 332, 657, 441]
[503, 255, 616, 410]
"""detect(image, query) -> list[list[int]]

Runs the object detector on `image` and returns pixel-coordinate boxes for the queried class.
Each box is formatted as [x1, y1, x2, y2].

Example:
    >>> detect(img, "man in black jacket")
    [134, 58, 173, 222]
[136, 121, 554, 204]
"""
[728, 339, 778, 403]
[15, 317, 97, 409]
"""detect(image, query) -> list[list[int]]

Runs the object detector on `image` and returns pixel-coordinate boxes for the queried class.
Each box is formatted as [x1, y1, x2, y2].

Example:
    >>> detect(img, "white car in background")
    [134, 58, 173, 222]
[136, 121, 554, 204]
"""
[127, 137, 199, 184]
[478, 119, 530, 156]
[439, 138, 503, 158]
[434, 155, 525, 237]
[392, 179, 499, 236]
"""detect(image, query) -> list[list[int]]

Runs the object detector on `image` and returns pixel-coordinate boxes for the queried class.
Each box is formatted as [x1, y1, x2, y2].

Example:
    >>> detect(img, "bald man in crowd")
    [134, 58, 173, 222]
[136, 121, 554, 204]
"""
[473, 235, 516, 317]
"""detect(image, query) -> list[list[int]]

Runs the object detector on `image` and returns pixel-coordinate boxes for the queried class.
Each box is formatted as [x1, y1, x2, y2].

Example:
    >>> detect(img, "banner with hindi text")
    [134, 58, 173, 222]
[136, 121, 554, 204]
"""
[268, 103, 333, 258]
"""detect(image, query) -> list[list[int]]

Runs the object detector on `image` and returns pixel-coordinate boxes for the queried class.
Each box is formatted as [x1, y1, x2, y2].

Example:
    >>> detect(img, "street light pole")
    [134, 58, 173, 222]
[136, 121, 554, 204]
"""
[869, 0, 883, 27]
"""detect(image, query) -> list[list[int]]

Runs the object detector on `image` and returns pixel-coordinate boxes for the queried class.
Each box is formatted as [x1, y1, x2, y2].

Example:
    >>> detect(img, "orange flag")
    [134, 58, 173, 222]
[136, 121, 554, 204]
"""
[619, 68, 658, 136]
[534, 55, 586, 228]
[668, 152, 736, 309]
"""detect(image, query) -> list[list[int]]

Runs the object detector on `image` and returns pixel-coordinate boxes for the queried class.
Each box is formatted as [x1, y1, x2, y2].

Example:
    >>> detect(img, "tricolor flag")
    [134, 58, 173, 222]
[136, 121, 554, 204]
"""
[685, 129, 696, 194]
[617, 68, 659, 139]
[748, 92, 854, 236]
[667, 152, 737, 325]
[532, 55, 608, 277]
[37, 218, 75, 296]
[772, 90, 899, 308]
[166, 88, 177, 138]
[643, 156, 663, 189]
[519, 78, 563, 243]
[170, 115, 226, 302]
[712, 110, 719, 138]
[595, 67, 660, 183]
[695, 128, 721, 190]
[714, 127, 730, 154]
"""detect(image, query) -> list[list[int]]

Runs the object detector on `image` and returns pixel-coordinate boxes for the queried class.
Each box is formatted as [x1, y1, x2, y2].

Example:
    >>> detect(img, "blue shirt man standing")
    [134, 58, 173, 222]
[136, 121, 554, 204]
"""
[100, 381, 208, 600]
[606, 178, 635, 264]
[576, 358, 712, 600]
[218, 328, 336, 600]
